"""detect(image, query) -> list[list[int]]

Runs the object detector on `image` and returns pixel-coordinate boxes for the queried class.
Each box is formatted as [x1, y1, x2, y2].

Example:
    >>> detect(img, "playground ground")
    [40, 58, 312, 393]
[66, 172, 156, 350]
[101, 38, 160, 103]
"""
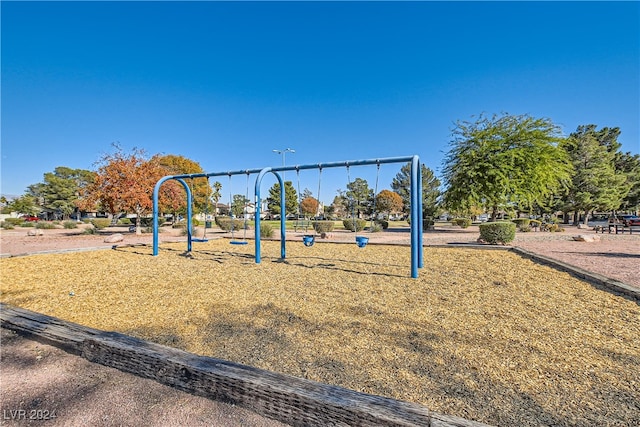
[1, 224, 639, 426]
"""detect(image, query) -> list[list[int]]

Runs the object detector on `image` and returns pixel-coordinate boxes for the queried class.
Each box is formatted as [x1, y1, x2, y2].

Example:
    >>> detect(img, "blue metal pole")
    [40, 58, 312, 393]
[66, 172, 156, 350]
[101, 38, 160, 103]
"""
[409, 157, 418, 278]
[153, 177, 191, 256]
[414, 156, 424, 268]
[255, 168, 286, 263]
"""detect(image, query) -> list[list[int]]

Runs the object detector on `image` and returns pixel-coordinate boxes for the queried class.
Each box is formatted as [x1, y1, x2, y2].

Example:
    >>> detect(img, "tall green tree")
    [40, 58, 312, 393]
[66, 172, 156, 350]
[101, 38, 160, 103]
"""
[617, 152, 640, 212]
[7, 195, 39, 216]
[391, 162, 441, 218]
[231, 194, 249, 218]
[267, 181, 298, 217]
[345, 178, 372, 218]
[27, 167, 94, 220]
[560, 125, 630, 223]
[442, 113, 573, 220]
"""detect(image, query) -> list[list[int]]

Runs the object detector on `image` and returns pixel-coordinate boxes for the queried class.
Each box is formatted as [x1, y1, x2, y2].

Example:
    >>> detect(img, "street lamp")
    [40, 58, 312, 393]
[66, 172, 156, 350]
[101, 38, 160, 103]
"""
[272, 148, 295, 181]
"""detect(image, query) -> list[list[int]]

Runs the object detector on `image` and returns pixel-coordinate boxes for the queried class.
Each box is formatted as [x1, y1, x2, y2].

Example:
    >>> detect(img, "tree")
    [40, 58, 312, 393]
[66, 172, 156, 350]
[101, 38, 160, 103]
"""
[7, 195, 39, 216]
[442, 113, 573, 220]
[267, 181, 298, 217]
[375, 190, 403, 220]
[158, 155, 207, 215]
[391, 162, 441, 219]
[345, 178, 372, 218]
[560, 125, 630, 223]
[78, 145, 169, 234]
[231, 194, 249, 218]
[300, 196, 319, 218]
[27, 167, 95, 220]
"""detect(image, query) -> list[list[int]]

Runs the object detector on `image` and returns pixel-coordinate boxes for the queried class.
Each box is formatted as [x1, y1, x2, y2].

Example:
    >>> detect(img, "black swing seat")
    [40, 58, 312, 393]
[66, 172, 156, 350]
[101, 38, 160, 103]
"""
[230, 240, 248, 245]
[192, 238, 209, 243]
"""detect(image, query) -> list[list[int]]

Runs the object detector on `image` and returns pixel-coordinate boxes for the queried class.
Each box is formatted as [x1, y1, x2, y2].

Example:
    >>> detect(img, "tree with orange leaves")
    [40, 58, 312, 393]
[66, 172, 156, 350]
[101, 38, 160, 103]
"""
[300, 196, 319, 218]
[375, 189, 403, 220]
[78, 144, 175, 234]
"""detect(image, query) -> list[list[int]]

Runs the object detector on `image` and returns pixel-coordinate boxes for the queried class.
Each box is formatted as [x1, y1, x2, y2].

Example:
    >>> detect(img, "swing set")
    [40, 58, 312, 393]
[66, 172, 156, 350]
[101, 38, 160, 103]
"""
[152, 155, 424, 278]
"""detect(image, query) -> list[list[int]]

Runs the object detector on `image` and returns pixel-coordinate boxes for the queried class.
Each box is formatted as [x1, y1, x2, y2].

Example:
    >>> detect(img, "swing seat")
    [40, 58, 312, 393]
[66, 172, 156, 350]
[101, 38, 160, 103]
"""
[230, 240, 248, 245]
[355, 236, 369, 248]
[192, 238, 209, 243]
[302, 235, 315, 247]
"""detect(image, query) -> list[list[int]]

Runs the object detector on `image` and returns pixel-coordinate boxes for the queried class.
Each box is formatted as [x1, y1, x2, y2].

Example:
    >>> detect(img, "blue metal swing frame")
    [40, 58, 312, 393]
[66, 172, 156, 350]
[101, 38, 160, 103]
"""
[152, 155, 423, 278]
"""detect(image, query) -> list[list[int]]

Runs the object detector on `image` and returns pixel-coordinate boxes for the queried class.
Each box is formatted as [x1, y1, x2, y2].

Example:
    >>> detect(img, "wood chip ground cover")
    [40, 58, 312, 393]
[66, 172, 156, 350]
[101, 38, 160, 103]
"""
[1, 240, 638, 426]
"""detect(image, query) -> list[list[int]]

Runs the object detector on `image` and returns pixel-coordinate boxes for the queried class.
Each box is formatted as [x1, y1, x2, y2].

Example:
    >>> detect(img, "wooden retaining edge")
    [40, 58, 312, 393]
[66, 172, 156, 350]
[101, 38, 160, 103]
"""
[0, 303, 491, 427]
[511, 247, 640, 301]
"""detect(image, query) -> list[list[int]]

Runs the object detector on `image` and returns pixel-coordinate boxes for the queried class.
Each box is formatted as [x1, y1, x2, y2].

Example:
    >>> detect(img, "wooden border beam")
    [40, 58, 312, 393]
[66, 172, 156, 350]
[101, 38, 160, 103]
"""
[1, 303, 489, 427]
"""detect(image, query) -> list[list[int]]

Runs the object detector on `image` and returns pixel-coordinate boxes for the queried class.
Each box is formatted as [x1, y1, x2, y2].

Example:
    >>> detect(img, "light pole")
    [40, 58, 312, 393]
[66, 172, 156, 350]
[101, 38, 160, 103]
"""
[272, 148, 295, 182]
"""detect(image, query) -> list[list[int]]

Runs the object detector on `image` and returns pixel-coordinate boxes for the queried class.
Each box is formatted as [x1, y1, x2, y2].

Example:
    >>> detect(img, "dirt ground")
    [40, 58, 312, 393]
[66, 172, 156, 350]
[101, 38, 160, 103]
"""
[0, 223, 638, 427]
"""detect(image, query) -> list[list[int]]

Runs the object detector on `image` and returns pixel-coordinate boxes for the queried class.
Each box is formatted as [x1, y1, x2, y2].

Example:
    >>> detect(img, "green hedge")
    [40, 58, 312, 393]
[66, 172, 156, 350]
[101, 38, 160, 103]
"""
[343, 218, 366, 232]
[452, 218, 472, 228]
[91, 218, 111, 230]
[479, 221, 516, 245]
[260, 223, 275, 238]
[313, 220, 335, 233]
[215, 216, 246, 232]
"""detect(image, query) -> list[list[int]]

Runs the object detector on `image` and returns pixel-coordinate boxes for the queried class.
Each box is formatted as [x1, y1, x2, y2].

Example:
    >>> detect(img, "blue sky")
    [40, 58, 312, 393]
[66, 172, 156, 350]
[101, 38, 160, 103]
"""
[2, 1, 639, 204]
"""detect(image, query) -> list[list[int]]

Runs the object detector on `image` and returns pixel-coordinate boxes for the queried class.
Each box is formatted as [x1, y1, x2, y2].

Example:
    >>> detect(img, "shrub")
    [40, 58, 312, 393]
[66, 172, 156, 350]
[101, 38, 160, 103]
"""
[479, 221, 516, 245]
[21, 222, 35, 227]
[512, 218, 531, 231]
[139, 217, 165, 227]
[260, 223, 275, 238]
[63, 221, 78, 229]
[1, 222, 15, 230]
[369, 222, 383, 232]
[91, 219, 111, 230]
[313, 220, 335, 233]
[83, 227, 97, 235]
[118, 218, 132, 225]
[215, 216, 244, 232]
[375, 219, 389, 230]
[549, 224, 565, 232]
[452, 218, 472, 228]
[343, 218, 366, 232]
[4, 218, 23, 226]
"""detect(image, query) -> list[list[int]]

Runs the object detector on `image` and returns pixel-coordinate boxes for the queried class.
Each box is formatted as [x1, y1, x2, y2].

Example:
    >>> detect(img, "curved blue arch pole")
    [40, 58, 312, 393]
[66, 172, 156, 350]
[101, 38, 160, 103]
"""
[254, 168, 286, 263]
[153, 176, 192, 256]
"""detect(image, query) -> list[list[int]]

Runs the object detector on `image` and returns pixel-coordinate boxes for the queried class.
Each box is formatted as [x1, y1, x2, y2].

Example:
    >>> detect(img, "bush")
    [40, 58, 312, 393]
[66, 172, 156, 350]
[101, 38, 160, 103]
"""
[369, 222, 383, 233]
[21, 222, 35, 227]
[549, 224, 565, 232]
[63, 221, 78, 229]
[215, 216, 244, 232]
[4, 218, 23, 226]
[343, 218, 366, 232]
[452, 218, 472, 228]
[118, 218, 132, 225]
[91, 218, 111, 230]
[260, 223, 275, 238]
[375, 219, 389, 230]
[512, 218, 531, 231]
[313, 220, 335, 233]
[479, 221, 516, 245]
[83, 227, 97, 235]
[139, 217, 166, 227]
[1, 222, 15, 230]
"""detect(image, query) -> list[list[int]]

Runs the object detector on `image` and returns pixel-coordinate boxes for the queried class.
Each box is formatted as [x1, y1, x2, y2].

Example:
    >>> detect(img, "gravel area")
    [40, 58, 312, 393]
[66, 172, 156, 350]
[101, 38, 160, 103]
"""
[1, 232, 639, 426]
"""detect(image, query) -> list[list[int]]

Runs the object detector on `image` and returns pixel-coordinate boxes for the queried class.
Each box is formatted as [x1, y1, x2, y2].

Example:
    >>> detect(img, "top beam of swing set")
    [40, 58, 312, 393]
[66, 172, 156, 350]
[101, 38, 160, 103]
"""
[152, 155, 423, 278]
